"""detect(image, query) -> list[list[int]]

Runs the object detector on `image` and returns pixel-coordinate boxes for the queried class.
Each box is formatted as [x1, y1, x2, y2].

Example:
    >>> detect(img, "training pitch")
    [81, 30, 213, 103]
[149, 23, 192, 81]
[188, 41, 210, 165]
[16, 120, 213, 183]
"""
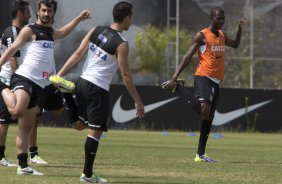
[1, 126, 281, 184]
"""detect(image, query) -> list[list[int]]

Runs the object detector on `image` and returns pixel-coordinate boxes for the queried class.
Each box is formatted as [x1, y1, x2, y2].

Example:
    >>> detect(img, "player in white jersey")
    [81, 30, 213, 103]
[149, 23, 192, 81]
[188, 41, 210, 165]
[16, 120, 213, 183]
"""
[0, 0, 90, 175]
[55, 2, 144, 183]
[0, 0, 30, 167]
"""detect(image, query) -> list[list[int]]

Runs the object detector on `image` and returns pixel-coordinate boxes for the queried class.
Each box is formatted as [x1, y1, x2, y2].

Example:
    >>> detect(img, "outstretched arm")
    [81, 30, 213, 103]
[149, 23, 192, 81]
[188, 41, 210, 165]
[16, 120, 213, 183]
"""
[0, 27, 32, 67]
[9, 57, 18, 72]
[53, 10, 91, 39]
[225, 19, 247, 48]
[168, 32, 204, 86]
[57, 28, 94, 76]
[117, 42, 144, 119]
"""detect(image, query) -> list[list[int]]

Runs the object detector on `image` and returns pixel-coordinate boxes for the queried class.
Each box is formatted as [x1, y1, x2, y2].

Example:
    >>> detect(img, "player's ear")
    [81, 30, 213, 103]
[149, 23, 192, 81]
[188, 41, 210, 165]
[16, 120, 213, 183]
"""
[17, 10, 22, 16]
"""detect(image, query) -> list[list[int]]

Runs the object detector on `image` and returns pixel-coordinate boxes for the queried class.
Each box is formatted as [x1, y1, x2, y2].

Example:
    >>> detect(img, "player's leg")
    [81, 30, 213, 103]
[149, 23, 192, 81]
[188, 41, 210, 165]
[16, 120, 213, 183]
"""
[0, 100, 18, 166]
[0, 124, 9, 162]
[29, 114, 48, 164]
[77, 78, 108, 183]
[161, 79, 201, 114]
[1, 74, 32, 118]
[0, 123, 18, 167]
[16, 106, 36, 166]
[175, 84, 201, 114]
[194, 76, 219, 163]
[29, 84, 63, 164]
[10, 75, 43, 175]
[29, 114, 39, 162]
[49, 75, 85, 130]
[61, 92, 86, 130]
[16, 105, 43, 175]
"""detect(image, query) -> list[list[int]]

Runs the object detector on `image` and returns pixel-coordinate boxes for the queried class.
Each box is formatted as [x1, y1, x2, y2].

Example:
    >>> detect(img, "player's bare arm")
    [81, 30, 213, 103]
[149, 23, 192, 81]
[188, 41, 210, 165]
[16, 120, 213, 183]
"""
[225, 19, 247, 48]
[0, 27, 32, 67]
[117, 42, 144, 118]
[57, 28, 94, 76]
[168, 32, 204, 87]
[9, 57, 18, 72]
[53, 10, 91, 39]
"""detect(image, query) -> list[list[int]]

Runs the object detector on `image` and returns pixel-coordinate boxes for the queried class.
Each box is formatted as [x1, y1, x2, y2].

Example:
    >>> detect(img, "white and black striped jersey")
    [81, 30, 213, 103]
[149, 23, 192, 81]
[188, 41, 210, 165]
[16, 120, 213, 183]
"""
[81, 26, 127, 91]
[15, 23, 56, 88]
[0, 25, 22, 85]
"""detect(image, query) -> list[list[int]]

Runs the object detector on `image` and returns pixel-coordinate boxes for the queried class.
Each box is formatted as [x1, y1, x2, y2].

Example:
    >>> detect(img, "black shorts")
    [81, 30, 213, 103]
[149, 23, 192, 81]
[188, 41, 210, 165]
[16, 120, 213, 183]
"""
[76, 78, 109, 131]
[37, 84, 64, 116]
[194, 76, 220, 114]
[10, 74, 43, 109]
[0, 94, 17, 124]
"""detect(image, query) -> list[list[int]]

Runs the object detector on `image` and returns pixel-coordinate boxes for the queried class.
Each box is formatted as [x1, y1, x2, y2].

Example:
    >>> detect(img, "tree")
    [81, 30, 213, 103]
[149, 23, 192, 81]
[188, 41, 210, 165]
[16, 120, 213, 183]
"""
[133, 24, 167, 85]
[133, 24, 193, 85]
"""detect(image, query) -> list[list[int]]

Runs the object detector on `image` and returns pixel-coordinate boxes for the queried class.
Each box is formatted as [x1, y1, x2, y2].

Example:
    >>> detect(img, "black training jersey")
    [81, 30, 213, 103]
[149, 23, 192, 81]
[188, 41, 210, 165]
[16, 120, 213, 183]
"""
[0, 25, 21, 57]
[81, 26, 127, 91]
[28, 22, 54, 41]
[0, 25, 21, 85]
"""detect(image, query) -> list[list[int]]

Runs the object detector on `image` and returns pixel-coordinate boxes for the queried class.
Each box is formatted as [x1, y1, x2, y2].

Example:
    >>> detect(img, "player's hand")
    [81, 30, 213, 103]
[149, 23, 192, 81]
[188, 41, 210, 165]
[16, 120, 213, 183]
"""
[78, 10, 91, 21]
[135, 101, 144, 119]
[237, 19, 247, 28]
[161, 80, 177, 93]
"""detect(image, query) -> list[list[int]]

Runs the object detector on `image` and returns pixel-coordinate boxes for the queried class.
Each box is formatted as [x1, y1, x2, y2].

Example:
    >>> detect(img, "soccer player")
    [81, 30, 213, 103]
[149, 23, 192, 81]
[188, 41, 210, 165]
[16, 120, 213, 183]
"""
[163, 7, 246, 162]
[0, 0, 54, 167]
[28, 84, 65, 164]
[54, 1, 145, 182]
[0, 0, 30, 167]
[0, 0, 90, 175]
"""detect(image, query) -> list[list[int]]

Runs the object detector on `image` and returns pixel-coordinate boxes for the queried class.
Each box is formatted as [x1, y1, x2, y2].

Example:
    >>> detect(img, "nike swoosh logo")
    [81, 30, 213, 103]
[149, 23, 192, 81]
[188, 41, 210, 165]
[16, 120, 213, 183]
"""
[112, 96, 178, 123]
[213, 100, 272, 126]
[215, 55, 223, 59]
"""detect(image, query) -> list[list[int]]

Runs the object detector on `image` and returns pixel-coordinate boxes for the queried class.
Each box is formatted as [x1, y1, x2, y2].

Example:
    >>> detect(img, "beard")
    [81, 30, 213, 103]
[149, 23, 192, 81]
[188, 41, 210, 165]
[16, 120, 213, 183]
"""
[22, 18, 29, 26]
[39, 16, 53, 24]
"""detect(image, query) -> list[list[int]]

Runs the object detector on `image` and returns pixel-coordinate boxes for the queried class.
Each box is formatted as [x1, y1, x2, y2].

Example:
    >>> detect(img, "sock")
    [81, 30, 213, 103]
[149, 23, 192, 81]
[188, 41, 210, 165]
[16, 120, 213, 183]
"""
[17, 153, 28, 168]
[0, 146, 5, 159]
[197, 120, 212, 156]
[83, 136, 99, 178]
[62, 93, 79, 124]
[29, 146, 38, 159]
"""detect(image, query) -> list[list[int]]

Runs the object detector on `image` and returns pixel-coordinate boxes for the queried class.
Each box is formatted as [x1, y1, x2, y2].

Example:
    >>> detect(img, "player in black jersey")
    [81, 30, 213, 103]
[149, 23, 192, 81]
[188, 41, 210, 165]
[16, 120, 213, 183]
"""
[0, 0, 91, 176]
[56, 1, 144, 183]
[0, 0, 30, 167]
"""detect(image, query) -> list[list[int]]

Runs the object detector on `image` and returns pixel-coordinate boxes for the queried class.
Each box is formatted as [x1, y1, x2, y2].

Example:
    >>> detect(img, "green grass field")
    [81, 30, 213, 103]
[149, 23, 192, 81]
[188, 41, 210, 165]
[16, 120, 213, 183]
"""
[0, 126, 282, 184]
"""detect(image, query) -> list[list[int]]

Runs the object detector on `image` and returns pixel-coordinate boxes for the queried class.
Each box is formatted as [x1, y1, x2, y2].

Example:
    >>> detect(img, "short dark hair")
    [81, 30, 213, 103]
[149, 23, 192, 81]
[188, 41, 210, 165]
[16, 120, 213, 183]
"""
[38, 0, 57, 13]
[210, 7, 224, 17]
[10, 0, 29, 19]
[113, 1, 133, 23]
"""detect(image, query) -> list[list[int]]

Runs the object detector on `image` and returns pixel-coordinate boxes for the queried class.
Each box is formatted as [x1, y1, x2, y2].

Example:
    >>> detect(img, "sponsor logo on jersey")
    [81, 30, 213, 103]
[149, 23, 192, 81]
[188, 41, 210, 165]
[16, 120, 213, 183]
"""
[42, 71, 54, 79]
[89, 44, 107, 61]
[98, 34, 107, 43]
[43, 42, 54, 49]
[211, 45, 225, 52]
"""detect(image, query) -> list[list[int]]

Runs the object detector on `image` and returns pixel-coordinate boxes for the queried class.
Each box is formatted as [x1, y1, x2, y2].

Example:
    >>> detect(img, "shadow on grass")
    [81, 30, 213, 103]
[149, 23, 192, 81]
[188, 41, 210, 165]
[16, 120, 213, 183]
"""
[106, 175, 190, 184]
[229, 161, 282, 165]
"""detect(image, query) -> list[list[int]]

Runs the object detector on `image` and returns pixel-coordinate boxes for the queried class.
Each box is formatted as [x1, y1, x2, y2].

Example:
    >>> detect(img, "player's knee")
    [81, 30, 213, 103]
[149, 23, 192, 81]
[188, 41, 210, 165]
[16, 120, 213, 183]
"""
[8, 108, 25, 119]
[71, 121, 85, 131]
[200, 103, 211, 115]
